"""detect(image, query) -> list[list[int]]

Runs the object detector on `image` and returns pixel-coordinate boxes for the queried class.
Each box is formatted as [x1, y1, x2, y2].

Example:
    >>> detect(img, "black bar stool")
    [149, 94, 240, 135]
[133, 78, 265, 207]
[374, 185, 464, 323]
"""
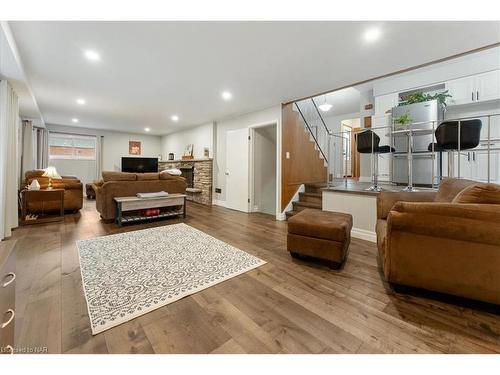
[428, 119, 482, 179]
[356, 130, 395, 191]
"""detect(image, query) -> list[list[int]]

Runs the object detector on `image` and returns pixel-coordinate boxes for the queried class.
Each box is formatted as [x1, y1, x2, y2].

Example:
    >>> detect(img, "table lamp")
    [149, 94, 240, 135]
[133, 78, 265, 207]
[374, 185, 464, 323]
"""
[42, 166, 61, 189]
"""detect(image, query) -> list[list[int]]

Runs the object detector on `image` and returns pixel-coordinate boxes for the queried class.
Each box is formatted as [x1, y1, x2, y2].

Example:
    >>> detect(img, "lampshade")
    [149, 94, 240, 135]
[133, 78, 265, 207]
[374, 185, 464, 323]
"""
[42, 166, 61, 179]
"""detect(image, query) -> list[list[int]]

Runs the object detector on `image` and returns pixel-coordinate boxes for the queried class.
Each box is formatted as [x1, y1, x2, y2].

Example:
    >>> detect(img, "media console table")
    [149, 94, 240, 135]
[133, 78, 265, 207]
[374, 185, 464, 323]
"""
[114, 194, 186, 226]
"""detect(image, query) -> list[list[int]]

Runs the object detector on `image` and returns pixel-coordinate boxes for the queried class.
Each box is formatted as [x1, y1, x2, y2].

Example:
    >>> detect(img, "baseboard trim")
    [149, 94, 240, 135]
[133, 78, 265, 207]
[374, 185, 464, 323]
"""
[351, 227, 376, 243]
[212, 199, 226, 207]
[276, 212, 286, 221]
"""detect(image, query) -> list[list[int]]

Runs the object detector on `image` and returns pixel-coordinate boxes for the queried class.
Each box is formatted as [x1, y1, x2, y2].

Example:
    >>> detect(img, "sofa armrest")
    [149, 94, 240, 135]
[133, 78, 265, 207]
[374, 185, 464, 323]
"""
[387, 202, 500, 246]
[377, 191, 437, 220]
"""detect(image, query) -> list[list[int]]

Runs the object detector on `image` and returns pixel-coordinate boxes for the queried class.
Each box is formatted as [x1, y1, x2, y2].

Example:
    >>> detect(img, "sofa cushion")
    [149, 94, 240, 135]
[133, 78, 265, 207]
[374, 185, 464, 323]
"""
[136, 172, 159, 181]
[102, 171, 137, 182]
[434, 178, 477, 202]
[159, 170, 175, 180]
[288, 208, 352, 242]
[452, 183, 500, 205]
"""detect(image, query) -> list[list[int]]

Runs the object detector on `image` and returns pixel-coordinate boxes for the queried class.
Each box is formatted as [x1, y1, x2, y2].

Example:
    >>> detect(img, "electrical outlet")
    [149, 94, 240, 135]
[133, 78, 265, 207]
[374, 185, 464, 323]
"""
[215, 188, 221, 194]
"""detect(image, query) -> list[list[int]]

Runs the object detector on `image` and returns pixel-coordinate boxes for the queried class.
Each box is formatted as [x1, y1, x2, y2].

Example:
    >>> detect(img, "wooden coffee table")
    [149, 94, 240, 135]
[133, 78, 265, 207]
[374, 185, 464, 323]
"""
[114, 194, 186, 226]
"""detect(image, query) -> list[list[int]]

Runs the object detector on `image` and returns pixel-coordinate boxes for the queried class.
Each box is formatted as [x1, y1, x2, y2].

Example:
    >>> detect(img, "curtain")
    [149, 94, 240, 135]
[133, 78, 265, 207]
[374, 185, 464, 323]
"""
[21, 120, 36, 181]
[0, 80, 20, 240]
[95, 135, 103, 180]
[36, 127, 49, 169]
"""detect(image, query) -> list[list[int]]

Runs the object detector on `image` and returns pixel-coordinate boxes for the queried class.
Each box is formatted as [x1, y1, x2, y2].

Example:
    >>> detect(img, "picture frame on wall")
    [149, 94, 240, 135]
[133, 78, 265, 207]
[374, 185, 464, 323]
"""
[129, 141, 142, 155]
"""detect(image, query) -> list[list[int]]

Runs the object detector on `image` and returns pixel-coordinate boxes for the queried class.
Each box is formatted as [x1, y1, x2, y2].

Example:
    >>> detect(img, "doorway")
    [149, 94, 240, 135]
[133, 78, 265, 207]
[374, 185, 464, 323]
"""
[250, 124, 277, 216]
[341, 118, 361, 179]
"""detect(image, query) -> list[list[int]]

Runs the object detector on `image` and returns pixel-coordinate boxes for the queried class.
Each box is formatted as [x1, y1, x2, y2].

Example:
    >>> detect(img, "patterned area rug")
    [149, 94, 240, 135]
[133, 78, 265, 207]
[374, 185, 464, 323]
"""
[76, 223, 266, 334]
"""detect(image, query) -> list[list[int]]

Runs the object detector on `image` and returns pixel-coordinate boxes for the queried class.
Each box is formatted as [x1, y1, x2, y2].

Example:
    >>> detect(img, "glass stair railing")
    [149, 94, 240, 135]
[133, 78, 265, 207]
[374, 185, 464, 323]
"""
[293, 98, 347, 186]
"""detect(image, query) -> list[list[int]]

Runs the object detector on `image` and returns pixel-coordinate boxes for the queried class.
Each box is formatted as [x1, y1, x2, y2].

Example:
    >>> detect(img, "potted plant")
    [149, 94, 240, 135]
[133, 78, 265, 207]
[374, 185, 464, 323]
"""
[399, 90, 452, 108]
[394, 112, 412, 127]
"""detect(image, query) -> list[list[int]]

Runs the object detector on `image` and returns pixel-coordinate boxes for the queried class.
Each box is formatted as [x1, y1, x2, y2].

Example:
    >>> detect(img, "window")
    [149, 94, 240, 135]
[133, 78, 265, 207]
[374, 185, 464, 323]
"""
[49, 132, 96, 160]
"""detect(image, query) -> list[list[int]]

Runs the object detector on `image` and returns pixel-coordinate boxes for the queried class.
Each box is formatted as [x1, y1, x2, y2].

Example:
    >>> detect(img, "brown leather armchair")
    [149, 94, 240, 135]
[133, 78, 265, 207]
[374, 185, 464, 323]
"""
[376, 178, 500, 305]
[24, 170, 83, 212]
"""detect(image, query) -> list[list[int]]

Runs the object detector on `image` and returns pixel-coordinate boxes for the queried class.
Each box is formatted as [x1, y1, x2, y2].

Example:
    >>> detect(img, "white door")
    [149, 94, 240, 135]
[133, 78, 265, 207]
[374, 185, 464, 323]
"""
[475, 70, 500, 103]
[446, 76, 474, 106]
[226, 128, 249, 212]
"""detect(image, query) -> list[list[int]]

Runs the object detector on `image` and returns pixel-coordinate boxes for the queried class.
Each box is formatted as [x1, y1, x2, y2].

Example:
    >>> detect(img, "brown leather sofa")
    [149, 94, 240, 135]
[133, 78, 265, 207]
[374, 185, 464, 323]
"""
[93, 171, 187, 221]
[24, 170, 83, 212]
[376, 178, 500, 305]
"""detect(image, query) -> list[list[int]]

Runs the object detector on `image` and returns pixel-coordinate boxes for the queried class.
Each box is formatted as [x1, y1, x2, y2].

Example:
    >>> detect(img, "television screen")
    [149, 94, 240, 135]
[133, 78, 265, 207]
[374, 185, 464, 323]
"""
[121, 157, 158, 173]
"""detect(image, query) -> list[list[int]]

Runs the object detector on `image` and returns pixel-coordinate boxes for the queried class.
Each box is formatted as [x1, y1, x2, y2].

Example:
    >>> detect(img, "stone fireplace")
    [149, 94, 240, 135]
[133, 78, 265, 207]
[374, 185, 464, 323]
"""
[159, 159, 213, 205]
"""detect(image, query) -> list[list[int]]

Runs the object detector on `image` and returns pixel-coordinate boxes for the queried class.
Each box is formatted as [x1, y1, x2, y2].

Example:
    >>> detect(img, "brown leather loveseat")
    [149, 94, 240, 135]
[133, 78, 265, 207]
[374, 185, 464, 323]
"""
[24, 170, 83, 212]
[376, 178, 500, 305]
[93, 171, 187, 221]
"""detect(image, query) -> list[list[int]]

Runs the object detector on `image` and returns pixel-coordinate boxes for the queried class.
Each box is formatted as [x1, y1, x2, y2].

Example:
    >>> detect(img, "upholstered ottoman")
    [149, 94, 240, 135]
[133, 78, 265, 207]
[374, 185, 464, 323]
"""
[287, 208, 353, 269]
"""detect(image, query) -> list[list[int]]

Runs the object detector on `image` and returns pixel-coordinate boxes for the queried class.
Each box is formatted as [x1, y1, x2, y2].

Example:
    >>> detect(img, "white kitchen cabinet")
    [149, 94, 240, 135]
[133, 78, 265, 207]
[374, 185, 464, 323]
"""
[450, 149, 500, 183]
[472, 150, 500, 183]
[475, 70, 500, 103]
[446, 76, 475, 105]
[374, 93, 399, 116]
[445, 70, 500, 106]
[478, 114, 500, 145]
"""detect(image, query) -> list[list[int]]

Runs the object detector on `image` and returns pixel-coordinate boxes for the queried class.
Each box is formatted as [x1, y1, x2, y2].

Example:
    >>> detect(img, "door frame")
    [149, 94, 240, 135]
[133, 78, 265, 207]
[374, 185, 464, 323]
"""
[248, 121, 279, 218]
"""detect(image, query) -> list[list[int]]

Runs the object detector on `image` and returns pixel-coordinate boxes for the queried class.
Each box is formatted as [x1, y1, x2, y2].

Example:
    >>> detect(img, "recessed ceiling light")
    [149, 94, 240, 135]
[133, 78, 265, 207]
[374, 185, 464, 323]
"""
[171, 115, 179, 122]
[144, 127, 151, 132]
[76, 98, 86, 105]
[221, 91, 232, 101]
[363, 27, 382, 42]
[84, 50, 100, 61]
[72, 118, 79, 123]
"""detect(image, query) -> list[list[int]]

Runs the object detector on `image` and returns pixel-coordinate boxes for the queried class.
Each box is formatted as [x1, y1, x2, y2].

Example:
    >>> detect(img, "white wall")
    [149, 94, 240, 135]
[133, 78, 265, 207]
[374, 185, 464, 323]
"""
[323, 191, 377, 243]
[252, 125, 277, 215]
[161, 122, 214, 160]
[46, 124, 162, 175]
[214, 106, 281, 206]
[324, 111, 360, 133]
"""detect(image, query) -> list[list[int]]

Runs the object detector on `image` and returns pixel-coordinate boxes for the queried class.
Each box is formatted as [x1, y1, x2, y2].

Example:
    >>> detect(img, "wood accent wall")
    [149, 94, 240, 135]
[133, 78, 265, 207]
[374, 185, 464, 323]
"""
[281, 103, 327, 211]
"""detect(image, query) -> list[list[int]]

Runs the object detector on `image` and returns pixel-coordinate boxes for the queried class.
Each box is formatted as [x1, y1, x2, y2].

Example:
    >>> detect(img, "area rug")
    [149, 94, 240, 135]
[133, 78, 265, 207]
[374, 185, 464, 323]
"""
[76, 223, 266, 334]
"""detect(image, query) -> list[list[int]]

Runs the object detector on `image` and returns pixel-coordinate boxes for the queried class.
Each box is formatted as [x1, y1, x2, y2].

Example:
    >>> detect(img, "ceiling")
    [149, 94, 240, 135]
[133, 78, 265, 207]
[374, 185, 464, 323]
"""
[8, 21, 500, 135]
[314, 87, 361, 118]
[0, 23, 41, 122]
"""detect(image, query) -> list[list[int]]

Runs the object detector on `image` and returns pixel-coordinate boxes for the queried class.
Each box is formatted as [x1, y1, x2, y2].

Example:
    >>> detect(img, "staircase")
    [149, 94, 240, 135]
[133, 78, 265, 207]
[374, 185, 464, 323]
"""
[285, 183, 327, 219]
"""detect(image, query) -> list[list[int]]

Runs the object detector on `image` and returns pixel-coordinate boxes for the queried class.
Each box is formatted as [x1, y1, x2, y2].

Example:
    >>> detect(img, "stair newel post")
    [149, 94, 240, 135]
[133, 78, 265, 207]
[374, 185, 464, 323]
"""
[327, 135, 332, 186]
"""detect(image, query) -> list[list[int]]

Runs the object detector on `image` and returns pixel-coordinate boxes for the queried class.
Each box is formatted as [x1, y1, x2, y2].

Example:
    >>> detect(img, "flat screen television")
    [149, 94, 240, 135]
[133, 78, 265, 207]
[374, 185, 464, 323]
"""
[121, 157, 158, 173]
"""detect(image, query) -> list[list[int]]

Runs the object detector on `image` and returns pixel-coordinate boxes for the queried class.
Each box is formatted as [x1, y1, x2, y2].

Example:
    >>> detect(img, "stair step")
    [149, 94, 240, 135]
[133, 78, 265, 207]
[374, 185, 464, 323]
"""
[304, 183, 328, 194]
[299, 192, 322, 204]
[292, 201, 322, 212]
[285, 210, 298, 219]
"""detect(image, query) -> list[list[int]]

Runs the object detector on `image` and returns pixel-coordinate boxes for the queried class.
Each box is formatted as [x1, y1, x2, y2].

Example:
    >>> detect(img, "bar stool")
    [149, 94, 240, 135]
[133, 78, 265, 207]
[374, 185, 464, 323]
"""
[428, 119, 482, 178]
[356, 130, 395, 192]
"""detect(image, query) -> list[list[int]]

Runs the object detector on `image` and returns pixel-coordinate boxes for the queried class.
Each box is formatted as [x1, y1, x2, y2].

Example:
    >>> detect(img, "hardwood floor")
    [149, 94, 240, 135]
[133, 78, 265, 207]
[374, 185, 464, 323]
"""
[7, 199, 500, 354]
